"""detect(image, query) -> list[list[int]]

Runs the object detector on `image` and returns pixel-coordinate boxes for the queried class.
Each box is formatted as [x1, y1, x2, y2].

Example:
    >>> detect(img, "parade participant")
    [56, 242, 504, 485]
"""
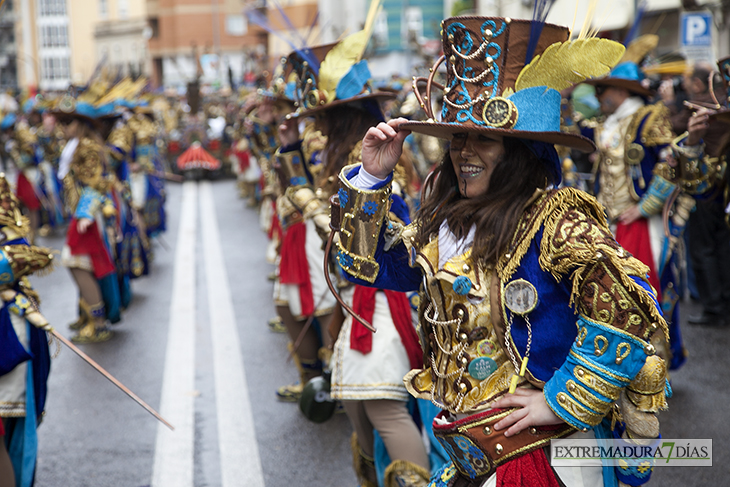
[0, 174, 55, 487]
[254, 56, 327, 398]
[105, 107, 152, 283]
[283, 8, 447, 484]
[127, 103, 166, 239]
[35, 109, 68, 235]
[668, 56, 730, 243]
[582, 35, 690, 370]
[243, 90, 280, 209]
[54, 96, 123, 342]
[335, 16, 669, 487]
[6, 121, 44, 241]
[661, 62, 730, 326]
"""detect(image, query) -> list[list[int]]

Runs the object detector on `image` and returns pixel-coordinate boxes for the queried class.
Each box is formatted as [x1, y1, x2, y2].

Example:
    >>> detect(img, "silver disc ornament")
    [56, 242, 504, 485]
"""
[503, 279, 538, 315]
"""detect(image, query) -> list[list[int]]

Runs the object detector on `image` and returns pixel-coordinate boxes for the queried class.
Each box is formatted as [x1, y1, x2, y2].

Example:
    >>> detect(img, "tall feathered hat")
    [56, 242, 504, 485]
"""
[287, 0, 396, 118]
[400, 16, 625, 151]
[584, 34, 657, 98]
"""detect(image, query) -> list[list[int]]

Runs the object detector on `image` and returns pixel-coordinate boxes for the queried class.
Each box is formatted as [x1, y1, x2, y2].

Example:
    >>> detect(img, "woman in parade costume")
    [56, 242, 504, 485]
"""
[0, 174, 55, 487]
[54, 97, 123, 342]
[336, 16, 670, 487]
[262, 55, 330, 399]
[282, 6, 447, 484]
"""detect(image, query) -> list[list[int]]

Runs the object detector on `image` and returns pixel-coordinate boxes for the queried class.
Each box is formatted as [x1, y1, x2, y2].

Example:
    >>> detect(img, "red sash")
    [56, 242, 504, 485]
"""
[350, 286, 422, 369]
[615, 218, 660, 292]
[278, 221, 314, 316]
[66, 218, 116, 278]
[16, 172, 41, 211]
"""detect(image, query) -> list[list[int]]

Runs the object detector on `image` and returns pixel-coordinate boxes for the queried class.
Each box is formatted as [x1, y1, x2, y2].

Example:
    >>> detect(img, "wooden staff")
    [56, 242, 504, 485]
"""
[50, 329, 175, 431]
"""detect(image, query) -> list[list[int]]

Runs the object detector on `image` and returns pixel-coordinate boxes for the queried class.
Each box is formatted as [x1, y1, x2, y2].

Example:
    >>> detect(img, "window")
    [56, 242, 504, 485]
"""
[225, 15, 246, 36]
[42, 56, 70, 81]
[99, 0, 108, 19]
[148, 18, 159, 38]
[373, 10, 389, 50]
[118, 0, 129, 19]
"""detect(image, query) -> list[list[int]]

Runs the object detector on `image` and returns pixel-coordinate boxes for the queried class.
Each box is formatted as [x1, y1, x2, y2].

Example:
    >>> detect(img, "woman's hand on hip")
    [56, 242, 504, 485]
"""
[491, 387, 564, 437]
[361, 118, 411, 179]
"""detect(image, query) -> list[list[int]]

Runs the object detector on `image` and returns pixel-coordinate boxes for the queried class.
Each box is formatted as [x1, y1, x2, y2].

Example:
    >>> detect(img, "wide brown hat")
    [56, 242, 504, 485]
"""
[400, 17, 625, 152]
[286, 41, 396, 119]
[582, 34, 657, 98]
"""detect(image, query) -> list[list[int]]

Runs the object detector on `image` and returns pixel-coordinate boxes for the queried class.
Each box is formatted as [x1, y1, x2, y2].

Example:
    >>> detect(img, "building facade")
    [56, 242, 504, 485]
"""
[146, 0, 268, 90]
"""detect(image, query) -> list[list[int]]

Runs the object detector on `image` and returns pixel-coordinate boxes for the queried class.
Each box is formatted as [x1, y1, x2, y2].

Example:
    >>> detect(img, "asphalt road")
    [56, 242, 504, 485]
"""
[27, 179, 729, 486]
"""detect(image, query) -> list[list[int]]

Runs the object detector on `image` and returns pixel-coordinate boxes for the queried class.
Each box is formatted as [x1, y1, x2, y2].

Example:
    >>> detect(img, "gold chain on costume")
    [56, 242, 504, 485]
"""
[424, 302, 469, 411]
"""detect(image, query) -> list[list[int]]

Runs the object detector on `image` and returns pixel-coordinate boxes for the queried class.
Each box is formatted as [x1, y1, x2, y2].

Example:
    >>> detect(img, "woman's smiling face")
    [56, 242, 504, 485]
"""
[450, 132, 505, 198]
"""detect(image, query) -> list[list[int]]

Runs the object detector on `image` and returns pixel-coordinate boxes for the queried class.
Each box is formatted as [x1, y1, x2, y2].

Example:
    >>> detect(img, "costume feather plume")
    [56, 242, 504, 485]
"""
[619, 34, 658, 65]
[515, 38, 625, 92]
[318, 0, 381, 102]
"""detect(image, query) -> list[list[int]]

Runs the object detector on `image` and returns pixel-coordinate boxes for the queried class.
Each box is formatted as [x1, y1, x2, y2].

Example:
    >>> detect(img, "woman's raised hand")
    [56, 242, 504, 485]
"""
[361, 118, 411, 179]
[278, 118, 300, 147]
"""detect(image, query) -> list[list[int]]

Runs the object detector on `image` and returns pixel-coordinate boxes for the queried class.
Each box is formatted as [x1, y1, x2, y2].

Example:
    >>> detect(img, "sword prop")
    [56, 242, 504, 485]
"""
[50, 329, 175, 431]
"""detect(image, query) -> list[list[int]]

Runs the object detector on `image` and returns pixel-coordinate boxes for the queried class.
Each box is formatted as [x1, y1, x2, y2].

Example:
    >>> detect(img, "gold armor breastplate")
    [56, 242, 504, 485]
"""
[404, 236, 513, 414]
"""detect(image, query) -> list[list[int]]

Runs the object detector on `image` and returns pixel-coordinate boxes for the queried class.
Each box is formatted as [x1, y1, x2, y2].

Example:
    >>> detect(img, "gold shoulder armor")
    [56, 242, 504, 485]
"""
[627, 103, 673, 148]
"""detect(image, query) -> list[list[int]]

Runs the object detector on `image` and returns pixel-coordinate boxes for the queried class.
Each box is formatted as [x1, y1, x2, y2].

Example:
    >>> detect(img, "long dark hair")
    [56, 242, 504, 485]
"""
[315, 102, 382, 196]
[415, 138, 558, 268]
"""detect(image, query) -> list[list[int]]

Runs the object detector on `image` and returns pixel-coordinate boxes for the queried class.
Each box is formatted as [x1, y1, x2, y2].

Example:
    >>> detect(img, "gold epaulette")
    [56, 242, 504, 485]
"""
[301, 124, 327, 163]
[71, 137, 112, 194]
[335, 164, 392, 283]
[625, 102, 673, 148]
[497, 188, 667, 342]
[107, 124, 133, 158]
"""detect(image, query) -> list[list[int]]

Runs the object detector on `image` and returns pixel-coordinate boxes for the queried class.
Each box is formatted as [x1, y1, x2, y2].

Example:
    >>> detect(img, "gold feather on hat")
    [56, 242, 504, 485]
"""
[318, 0, 381, 103]
[619, 34, 659, 65]
[515, 37, 625, 92]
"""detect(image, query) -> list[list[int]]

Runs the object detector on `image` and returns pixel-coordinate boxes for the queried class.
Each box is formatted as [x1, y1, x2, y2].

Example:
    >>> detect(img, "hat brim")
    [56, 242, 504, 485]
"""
[584, 78, 654, 98]
[291, 92, 397, 119]
[50, 110, 103, 128]
[399, 121, 596, 153]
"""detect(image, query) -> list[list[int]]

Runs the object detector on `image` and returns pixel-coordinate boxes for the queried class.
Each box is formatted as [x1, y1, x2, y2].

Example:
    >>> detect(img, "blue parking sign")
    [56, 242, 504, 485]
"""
[681, 12, 712, 47]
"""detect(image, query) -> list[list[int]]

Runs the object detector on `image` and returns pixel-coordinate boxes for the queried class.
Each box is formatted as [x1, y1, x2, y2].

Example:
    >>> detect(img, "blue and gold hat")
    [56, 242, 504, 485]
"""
[401, 16, 626, 152]
[286, 0, 396, 119]
[584, 34, 657, 98]
[286, 41, 396, 119]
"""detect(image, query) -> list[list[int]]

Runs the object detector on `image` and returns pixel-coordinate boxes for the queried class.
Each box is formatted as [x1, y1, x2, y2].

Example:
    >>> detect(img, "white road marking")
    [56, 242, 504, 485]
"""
[199, 181, 265, 486]
[151, 181, 198, 487]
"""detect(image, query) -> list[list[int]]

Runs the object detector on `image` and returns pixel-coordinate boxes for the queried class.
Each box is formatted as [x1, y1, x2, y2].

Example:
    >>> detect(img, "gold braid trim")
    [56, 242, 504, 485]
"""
[0, 175, 30, 238]
[624, 103, 673, 149]
[107, 124, 133, 159]
[63, 174, 80, 216]
[497, 188, 604, 282]
[539, 191, 668, 341]
[496, 188, 667, 342]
